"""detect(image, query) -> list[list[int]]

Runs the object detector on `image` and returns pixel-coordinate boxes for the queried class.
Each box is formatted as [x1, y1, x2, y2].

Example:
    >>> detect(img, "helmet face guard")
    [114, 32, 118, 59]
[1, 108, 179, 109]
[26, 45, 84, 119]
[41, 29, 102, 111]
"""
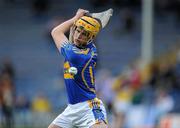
[70, 16, 102, 44]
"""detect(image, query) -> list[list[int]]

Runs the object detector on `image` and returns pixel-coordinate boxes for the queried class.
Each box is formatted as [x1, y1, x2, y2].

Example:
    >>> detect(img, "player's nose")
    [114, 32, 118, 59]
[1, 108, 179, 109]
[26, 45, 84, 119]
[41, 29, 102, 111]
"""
[77, 32, 83, 39]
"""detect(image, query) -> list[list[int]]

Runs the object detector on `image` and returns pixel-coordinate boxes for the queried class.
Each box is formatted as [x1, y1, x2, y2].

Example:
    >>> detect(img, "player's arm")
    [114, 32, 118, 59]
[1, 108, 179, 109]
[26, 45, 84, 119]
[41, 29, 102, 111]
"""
[51, 9, 89, 49]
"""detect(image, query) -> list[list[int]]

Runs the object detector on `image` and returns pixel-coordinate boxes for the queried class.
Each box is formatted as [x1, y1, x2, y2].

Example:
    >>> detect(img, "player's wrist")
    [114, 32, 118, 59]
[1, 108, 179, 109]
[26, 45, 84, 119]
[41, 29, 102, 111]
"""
[72, 16, 79, 24]
[73, 9, 89, 22]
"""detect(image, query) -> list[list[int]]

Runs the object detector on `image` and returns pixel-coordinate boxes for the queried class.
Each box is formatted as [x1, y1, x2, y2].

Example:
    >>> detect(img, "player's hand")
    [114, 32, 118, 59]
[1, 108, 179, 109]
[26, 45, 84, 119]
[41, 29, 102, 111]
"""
[74, 8, 89, 21]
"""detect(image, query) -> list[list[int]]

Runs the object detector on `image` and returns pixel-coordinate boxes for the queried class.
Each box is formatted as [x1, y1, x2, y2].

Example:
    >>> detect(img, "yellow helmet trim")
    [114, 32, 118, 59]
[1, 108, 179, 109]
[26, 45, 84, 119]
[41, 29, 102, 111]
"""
[74, 16, 101, 37]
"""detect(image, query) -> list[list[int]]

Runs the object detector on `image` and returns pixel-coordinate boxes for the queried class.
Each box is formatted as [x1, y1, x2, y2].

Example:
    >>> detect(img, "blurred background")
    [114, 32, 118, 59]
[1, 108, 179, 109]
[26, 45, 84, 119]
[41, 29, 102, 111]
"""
[0, 0, 180, 128]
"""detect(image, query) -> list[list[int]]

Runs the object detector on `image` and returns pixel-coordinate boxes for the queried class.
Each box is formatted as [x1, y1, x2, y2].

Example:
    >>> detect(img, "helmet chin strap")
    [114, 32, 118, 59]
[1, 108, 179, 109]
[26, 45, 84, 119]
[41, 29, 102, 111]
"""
[75, 44, 86, 49]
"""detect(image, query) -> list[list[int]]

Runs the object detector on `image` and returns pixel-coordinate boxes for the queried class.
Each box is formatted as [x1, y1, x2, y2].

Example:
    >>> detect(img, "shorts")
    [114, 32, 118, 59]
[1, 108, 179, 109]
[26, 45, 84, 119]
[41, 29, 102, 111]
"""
[51, 98, 108, 128]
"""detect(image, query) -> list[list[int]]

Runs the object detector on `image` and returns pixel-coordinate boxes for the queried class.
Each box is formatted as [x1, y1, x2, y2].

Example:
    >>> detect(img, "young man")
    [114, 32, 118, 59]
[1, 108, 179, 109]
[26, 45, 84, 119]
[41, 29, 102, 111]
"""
[48, 9, 109, 128]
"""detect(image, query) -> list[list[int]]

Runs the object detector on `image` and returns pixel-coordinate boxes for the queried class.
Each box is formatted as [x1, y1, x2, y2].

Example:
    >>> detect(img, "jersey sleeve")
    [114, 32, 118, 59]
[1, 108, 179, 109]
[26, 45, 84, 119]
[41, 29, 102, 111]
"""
[59, 41, 73, 59]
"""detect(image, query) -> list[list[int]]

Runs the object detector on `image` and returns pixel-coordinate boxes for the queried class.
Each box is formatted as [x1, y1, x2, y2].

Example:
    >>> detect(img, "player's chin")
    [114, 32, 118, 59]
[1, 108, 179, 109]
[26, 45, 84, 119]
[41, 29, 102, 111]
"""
[74, 39, 87, 46]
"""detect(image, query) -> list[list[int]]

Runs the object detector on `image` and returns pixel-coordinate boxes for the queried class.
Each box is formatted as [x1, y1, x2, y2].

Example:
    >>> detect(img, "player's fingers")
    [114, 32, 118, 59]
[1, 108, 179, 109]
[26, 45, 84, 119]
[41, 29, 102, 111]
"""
[74, 8, 89, 20]
[77, 8, 89, 15]
[78, 8, 89, 12]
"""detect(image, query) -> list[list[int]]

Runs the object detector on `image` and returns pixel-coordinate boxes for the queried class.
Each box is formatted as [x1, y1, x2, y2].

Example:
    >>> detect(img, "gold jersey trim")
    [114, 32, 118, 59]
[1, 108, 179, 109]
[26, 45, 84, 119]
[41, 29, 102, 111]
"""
[81, 56, 95, 93]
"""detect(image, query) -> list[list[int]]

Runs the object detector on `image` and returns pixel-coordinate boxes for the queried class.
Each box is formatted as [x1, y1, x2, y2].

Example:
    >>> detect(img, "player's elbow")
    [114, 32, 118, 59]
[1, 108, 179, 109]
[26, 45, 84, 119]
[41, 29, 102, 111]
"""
[51, 28, 57, 38]
[51, 28, 64, 40]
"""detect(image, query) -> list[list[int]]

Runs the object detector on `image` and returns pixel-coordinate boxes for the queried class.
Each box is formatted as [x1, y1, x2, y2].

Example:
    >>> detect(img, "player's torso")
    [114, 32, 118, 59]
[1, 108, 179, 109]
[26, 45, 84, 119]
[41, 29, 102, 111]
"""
[63, 43, 97, 104]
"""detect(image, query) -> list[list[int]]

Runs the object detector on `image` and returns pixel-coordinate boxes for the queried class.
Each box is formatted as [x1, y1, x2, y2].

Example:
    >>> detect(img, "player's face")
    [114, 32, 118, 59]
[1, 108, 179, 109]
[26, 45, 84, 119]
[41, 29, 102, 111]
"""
[73, 27, 91, 47]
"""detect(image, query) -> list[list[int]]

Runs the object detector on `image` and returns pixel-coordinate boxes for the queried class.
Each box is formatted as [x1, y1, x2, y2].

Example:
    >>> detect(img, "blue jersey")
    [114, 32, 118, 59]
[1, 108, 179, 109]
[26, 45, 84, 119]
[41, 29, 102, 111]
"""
[60, 42, 97, 104]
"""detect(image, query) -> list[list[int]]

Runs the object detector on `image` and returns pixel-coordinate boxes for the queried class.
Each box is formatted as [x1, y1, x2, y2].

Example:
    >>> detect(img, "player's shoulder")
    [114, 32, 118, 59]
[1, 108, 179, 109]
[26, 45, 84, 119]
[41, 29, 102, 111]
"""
[86, 42, 97, 51]
[88, 42, 96, 49]
[90, 43, 97, 53]
[88, 43, 97, 57]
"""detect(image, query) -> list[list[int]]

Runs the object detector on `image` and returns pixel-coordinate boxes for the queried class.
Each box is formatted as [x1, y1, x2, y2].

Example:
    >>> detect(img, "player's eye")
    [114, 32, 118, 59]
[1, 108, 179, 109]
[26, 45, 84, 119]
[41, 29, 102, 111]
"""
[82, 31, 90, 37]
[76, 29, 81, 33]
[82, 32, 87, 36]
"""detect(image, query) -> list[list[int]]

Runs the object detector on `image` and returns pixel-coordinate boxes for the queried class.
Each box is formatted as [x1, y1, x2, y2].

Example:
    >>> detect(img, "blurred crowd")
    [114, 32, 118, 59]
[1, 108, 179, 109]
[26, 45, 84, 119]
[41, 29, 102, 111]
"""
[0, 58, 15, 128]
[0, 58, 52, 128]
[96, 46, 180, 128]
